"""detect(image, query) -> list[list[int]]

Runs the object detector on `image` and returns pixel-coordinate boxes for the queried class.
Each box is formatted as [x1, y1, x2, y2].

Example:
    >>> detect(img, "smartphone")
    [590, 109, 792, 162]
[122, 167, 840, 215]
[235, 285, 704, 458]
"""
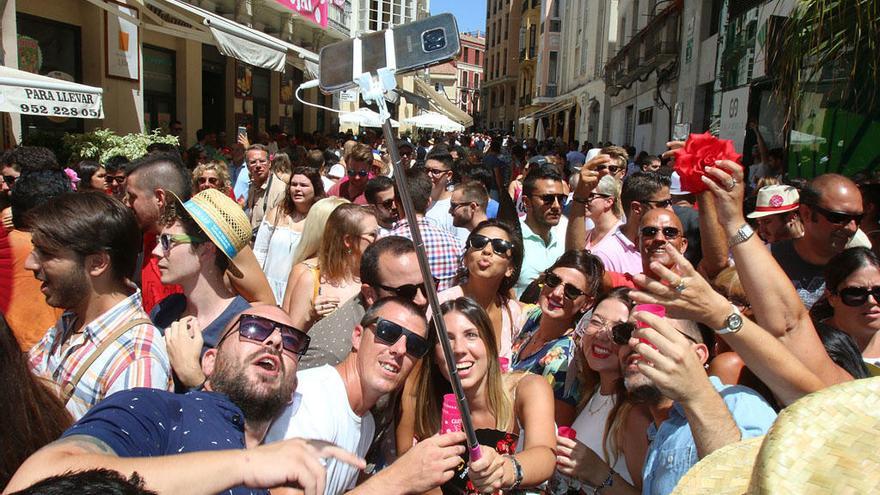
[672, 123, 691, 142]
[319, 13, 461, 92]
[237, 126, 247, 138]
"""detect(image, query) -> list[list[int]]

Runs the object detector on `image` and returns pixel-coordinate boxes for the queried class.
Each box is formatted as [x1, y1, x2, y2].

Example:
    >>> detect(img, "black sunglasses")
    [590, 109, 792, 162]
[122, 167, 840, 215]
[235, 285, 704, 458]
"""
[640, 226, 682, 240]
[107, 176, 126, 184]
[640, 198, 673, 209]
[588, 193, 611, 201]
[836, 286, 880, 307]
[219, 314, 310, 357]
[2, 175, 16, 187]
[810, 204, 863, 226]
[347, 169, 369, 177]
[467, 234, 513, 256]
[368, 317, 429, 358]
[375, 198, 396, 209]
[543, 271, 587, 301]
[533, 193, 567, 206]
[596, 164, 622, 174]
[611, 321, 698, 346]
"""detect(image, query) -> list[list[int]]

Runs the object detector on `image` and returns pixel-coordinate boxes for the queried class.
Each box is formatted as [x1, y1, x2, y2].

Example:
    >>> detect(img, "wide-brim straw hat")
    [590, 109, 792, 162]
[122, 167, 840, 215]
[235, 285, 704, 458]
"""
[673, 376, 880, 494]
[169, 189, 251, 270]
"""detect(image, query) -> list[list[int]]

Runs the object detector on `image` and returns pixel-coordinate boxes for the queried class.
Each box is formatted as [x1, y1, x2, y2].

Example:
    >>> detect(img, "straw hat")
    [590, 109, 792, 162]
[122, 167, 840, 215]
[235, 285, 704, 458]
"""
[673, 376, 880, 494]
[169, 189, 251, 263]
[746, 185, 799, 219]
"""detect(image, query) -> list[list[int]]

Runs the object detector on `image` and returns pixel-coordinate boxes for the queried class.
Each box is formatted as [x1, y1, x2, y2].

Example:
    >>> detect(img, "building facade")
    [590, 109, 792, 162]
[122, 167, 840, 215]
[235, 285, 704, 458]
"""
[482, 0, 521, 133]
[4, 0, 354, 146]
[456, 32, 484, 125]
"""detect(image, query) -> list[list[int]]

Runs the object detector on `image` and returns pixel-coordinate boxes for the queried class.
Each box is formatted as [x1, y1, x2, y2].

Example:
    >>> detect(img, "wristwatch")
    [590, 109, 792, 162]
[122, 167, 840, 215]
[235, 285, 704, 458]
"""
[503, 455, 523, 489]
[728, 223, 755, 248]
[715, 305, 744, 335]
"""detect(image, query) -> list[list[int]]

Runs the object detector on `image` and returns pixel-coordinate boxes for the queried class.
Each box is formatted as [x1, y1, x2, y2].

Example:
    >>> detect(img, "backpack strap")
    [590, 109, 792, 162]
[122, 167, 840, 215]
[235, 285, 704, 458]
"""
[60, 318, 153, 403]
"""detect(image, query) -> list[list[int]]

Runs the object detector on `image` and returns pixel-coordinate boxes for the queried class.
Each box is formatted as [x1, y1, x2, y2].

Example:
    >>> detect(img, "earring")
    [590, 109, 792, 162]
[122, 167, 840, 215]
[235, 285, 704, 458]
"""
[346, 248, 352, 255]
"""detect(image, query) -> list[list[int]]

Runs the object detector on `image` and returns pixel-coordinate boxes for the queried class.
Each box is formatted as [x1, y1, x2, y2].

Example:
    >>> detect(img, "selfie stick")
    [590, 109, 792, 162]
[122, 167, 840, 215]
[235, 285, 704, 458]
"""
[352, 31, 482, 462]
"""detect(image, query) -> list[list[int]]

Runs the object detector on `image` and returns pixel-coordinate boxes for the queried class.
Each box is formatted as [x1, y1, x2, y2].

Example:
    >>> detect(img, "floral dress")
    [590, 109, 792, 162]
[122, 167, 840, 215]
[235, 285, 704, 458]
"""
[510, 305, 581, 408]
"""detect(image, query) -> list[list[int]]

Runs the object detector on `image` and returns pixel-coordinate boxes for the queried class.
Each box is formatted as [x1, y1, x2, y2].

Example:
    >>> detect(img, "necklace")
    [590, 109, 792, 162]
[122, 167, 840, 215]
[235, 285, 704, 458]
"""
[586, 390, 611, 415]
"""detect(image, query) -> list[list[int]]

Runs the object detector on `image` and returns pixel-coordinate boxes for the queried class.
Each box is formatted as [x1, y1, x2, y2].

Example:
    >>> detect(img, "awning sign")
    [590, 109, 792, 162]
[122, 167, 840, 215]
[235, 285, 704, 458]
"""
[0, 86, 103, 119]
[274, 0, 328, 29]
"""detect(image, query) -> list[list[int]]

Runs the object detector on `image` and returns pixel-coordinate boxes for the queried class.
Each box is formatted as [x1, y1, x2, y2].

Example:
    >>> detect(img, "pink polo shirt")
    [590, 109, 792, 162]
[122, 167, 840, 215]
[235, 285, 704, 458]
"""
[591, 225, 644, 276]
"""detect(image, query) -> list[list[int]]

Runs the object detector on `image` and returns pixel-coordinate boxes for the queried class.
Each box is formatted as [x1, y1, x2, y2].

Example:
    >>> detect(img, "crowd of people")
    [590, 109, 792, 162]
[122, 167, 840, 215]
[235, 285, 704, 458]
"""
[0, 124, 877, 494]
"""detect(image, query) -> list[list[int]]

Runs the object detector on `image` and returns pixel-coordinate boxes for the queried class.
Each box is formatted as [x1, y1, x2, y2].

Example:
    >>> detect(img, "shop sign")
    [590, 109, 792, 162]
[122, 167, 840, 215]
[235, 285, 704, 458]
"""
[274, 0, 329, 29]
[105, 1, 140, 81]
[0, 85, 103, 118]
[719, 86, 750, 152]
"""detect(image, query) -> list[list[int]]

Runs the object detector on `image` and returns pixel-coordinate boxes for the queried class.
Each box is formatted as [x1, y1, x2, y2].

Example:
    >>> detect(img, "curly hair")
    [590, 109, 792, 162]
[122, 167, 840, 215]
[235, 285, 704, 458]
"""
[191, 160, 232, 195]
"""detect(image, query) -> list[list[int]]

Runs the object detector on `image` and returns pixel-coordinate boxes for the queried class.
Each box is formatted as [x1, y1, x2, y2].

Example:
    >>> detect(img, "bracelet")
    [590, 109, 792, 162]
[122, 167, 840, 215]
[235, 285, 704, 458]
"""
[503, 454, 523, 489]
[593, 469, 615, 494]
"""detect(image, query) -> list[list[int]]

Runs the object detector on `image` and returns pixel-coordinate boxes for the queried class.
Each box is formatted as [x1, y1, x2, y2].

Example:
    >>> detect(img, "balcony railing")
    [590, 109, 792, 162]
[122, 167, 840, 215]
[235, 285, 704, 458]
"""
[604, 1, 681, 95]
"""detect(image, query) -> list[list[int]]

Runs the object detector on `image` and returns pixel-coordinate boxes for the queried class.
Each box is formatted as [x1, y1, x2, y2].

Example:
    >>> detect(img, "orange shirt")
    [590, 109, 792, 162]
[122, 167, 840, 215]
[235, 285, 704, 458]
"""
[6, 229, 64, 351]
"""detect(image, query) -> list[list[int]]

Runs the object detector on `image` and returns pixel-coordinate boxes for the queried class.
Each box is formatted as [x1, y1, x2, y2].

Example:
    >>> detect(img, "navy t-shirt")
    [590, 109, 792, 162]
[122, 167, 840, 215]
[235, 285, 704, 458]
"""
[61, 388, 268, 495]
[770, 240, 826, 308]
[151, 294, 251, 353]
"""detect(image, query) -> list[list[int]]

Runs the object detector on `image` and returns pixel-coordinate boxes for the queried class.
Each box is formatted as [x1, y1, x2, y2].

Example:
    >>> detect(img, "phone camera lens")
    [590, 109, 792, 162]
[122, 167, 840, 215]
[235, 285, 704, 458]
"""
[422, 28, 447, 52]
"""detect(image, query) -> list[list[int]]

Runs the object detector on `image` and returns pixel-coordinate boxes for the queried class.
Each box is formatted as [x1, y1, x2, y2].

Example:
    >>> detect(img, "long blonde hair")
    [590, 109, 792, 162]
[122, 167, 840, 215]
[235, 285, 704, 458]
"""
[291, 196, 349, 265]
[317, 204, 376, 281]
[413, 297, 513, 440]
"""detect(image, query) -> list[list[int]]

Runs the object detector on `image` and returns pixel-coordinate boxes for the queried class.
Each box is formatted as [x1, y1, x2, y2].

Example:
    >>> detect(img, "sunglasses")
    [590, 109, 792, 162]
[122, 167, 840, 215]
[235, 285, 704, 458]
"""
[198, 176, 219, 185]
[2, 175, 16, 187]
[425, 167, 450, 176]
[347, 169, 369, 178]
[640, 226, 682, 240]
[375, 198, 396, 209]
[159, 233, 205, 252]
[367, 317, 429, 358]
[377, 278, 438, 300]
[588, 193, 610, 202]
[107, 176, 126, 184]
[543, 271, 587, 301]
[467, 234, 513, 256]
[611, 321, 699, 346]
[449, 201, 472, 213]
[533, 193, 567, 206]
[596, 165, 623, 174]
[640, 198, 673, 209]
[836, 286, 880, 307]
[220, 314, 310, 357]
[810, 204, 864, 226]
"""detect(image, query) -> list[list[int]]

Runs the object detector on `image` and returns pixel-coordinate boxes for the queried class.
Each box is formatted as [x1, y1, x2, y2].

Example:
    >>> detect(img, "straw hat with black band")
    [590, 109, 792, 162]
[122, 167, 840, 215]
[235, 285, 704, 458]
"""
[672, 376, 880, 494]
[168, 189, 251, 276]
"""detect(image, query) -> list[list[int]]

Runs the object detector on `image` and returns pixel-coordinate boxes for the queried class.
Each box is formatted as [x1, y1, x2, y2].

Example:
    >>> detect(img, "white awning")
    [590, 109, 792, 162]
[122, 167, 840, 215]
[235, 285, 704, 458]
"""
[143, 0, 318, 72]
[0, 66, 103, 118]
[412, 77, 474, 128]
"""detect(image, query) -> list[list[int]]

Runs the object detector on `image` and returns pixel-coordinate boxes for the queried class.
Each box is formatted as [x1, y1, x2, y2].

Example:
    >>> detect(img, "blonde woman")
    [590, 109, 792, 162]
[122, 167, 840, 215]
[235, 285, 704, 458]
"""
[280, 196, 349, 313]
[192, 161, 233, 197]
[285, 204, 379, 331]
[398, 297, 556, 494]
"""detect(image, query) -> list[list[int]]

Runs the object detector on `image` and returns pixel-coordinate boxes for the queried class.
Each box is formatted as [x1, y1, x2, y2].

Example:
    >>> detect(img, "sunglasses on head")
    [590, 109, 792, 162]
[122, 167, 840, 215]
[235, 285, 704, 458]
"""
[543, 271, 587, 301]
[611, 321, 699, 346]
[347, 169, 369, 178]
[467, 234, 513, 256]
[640, 226, 682, 240]
[220, 314, 310, 357]
[367, 317, 429, 358]
[810, 204, 864, 226]
[836, 286, 880, 307]
[533, 193, 567, 206]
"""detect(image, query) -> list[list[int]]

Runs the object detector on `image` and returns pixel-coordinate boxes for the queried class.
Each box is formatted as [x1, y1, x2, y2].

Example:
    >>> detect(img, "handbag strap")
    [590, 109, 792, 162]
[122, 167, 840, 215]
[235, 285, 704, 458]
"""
[60, 317, 153, 403]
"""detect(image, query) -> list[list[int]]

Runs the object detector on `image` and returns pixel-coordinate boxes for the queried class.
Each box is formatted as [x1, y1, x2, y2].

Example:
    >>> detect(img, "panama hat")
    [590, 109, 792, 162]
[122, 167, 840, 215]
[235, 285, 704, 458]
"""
[672, 376, 880, 494]
[169, 189, 251, 267]
[746, 185, 800, 219]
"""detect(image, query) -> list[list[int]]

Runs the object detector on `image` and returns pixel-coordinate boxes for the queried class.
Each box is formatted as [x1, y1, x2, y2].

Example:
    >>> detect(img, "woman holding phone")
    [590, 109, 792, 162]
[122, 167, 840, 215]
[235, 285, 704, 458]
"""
[399, 297, 557, 494]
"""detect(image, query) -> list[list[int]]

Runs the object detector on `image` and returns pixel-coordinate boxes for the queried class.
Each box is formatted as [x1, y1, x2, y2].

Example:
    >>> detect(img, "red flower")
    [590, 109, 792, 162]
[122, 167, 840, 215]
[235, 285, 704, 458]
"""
[673, 132, 742, 194]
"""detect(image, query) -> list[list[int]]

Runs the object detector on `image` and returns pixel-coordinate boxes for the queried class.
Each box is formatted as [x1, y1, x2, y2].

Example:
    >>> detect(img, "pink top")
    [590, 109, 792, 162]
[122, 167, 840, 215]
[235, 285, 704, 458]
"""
[591, 226, 644, 276]
[436, 285, 523, 361]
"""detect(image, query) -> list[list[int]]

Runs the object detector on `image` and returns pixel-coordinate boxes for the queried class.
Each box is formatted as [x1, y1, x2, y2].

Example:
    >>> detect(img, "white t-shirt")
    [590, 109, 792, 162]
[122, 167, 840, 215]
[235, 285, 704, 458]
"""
[266, 365, 375, 495]
[425, 197, 470, 247]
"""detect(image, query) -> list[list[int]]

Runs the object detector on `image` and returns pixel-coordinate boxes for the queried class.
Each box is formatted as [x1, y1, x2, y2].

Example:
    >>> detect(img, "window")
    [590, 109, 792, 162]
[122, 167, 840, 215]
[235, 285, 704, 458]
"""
[638, 107, 653, 125]
[548, 51, 559, 86]
[461, 71, 468, 87]
[463, 47, 469, 63]
[474, 73, 480, 88]
[435, 83, 444, 92]
[528, 24, 537, 58]
[550, 19, 561, 32]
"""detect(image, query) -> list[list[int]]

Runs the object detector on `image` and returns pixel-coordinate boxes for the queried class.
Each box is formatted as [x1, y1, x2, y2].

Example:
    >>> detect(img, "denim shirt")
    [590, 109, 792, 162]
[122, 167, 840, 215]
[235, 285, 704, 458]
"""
[641, 377, 777, 495]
